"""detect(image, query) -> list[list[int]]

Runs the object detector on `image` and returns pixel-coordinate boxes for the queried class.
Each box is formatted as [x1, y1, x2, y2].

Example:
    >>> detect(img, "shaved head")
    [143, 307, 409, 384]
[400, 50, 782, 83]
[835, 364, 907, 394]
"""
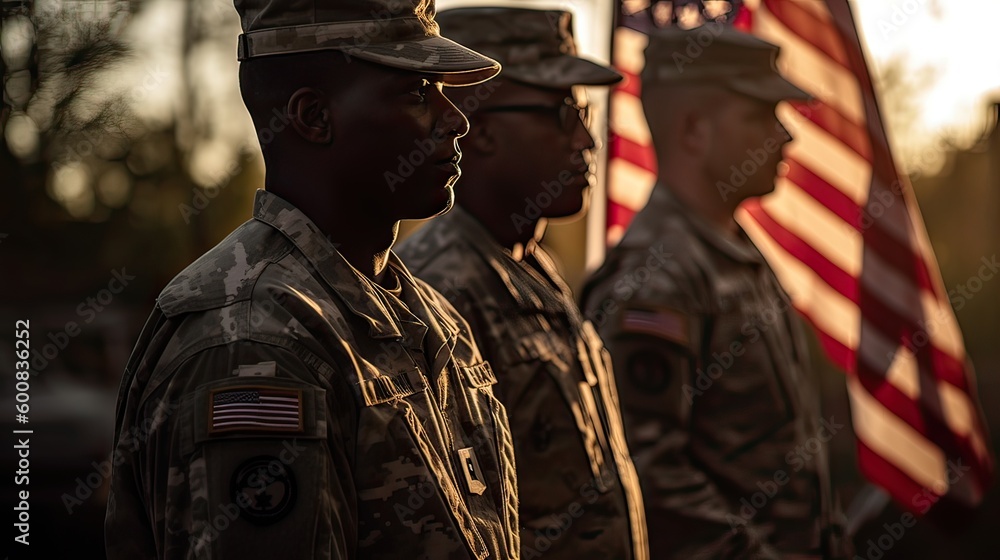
[238, 51, 353, 157]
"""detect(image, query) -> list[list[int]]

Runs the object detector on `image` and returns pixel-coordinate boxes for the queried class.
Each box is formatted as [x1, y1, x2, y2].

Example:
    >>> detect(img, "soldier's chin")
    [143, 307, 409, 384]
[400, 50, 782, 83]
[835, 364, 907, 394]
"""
[422, 181, 456, 220]
[434, 186, 456, 217]
[545, 189, 588, 222]
[401, 173, 457, 220]
[565, 194, 590, 221]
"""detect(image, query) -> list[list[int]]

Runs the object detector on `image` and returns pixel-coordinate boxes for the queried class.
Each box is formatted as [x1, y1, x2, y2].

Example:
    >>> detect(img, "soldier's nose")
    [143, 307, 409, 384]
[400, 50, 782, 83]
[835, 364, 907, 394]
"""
[436, 89, 469, 138]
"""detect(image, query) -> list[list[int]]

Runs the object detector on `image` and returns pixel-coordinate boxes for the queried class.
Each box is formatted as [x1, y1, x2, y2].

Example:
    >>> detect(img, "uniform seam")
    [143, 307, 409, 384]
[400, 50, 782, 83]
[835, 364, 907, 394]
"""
[158, 227, 293, 318]
[136, 331, 333, 414]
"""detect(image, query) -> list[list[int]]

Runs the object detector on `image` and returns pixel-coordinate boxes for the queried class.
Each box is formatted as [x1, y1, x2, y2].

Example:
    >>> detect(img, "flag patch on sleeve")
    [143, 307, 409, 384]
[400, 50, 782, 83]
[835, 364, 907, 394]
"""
[621, 308, 690, 347]
[209, 386, 303, 435]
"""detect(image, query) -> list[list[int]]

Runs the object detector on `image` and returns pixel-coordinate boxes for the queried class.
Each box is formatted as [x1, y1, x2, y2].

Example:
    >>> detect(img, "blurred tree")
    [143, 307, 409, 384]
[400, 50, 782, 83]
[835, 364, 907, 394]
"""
[1, 2, 261, 556]
[1, 0, 259, 305]
[872, 54, 943, 177]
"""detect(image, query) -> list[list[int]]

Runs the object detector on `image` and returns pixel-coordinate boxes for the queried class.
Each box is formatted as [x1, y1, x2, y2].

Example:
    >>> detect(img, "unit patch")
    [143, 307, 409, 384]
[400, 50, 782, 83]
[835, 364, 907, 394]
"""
[230, 455, 297, 525]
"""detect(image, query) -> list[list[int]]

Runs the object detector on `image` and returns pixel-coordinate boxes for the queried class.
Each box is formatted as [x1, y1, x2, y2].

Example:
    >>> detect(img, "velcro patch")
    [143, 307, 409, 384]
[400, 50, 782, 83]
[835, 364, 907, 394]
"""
[626, 349, 674, 395]
[209, 386, 303, 435]
[232, 361, 277, 377]
[231, 455, 297, 525]
[621, 307, 690, 347]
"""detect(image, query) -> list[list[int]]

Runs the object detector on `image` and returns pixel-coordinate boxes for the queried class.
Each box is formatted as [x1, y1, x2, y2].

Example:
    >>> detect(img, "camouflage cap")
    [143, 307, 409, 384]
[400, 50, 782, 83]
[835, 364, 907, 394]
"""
[642, 23, 810, 102]
[234, 0, 500, 86]
[435, 7, 621, 89]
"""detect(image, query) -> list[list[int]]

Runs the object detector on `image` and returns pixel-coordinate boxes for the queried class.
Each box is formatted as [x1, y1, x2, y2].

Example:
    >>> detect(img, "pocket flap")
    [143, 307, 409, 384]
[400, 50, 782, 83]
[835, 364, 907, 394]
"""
[459, 361, 497, 388]
[358, 368, 427, 406]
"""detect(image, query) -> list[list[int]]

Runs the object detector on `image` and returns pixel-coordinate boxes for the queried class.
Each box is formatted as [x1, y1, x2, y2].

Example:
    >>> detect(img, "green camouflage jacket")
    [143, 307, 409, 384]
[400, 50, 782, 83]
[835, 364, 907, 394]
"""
[582, 186, 849, 560]
[398, 207, 647, 560]
[106, 190, 520, 559]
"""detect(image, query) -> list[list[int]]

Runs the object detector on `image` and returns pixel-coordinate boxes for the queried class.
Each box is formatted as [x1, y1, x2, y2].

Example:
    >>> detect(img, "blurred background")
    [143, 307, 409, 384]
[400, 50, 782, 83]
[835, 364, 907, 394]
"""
[1, 0, 997, 558]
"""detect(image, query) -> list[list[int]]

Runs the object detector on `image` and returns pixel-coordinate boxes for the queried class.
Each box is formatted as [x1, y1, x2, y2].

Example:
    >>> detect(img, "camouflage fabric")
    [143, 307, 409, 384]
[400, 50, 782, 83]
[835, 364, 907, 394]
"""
[398, 208, 648, 560]
[106, 190, 520, 559]
[581, 185, 848, 559]
[641, 25, 810, 103]
[234, 0, 500, 86]
[436, 8, 621, 88]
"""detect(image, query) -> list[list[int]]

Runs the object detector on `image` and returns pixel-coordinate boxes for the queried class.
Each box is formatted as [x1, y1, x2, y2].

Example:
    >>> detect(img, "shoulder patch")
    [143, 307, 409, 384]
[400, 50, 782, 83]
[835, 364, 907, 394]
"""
[157, 221, 290, 317]
[620, 306, 691, 347]
[626, 349, 674, 395]
[231, 455, 297, 525]
[209, 385, 303, 435]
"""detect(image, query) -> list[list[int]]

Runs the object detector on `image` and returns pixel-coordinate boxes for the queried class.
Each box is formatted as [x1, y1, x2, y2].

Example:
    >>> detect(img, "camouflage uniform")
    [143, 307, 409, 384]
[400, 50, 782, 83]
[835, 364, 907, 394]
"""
[399, 208, 647, 560]
[582, 185, 844, 559]
[106, 191, 520, 559]
[582, 26, 849, 560]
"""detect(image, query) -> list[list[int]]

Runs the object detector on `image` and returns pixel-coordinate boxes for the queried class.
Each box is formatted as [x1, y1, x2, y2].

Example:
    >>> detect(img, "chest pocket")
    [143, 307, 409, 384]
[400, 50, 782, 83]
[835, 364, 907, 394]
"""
[356, 367, 427, 405]
[354, 352, 523, 559]
[455, 361, 520, 559]
[351, 364, 494, 560]
[501, 326, 616, 494]
[708, 287, 797, 459]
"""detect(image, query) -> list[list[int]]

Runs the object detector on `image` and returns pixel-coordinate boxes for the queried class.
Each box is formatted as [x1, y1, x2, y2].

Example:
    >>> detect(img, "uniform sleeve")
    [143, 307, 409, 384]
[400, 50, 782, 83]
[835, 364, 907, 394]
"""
[592, 301, 780, 560]
[108, 340, 357, 560]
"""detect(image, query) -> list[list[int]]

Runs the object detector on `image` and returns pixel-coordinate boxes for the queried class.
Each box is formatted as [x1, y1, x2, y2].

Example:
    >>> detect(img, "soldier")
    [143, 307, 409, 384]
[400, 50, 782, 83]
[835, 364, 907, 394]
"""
[105, 1, 522, 558]
[398, 8, 647, 560]
[581, 26, 851, 559]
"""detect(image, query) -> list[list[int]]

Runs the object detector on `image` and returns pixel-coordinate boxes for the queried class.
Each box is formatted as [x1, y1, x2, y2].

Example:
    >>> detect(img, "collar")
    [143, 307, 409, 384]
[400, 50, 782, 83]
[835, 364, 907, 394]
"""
[445, 206, 573, 311]
[444, 205, 511, 262]
[643, 184, 765, 265]
[253, 189, 420, 340]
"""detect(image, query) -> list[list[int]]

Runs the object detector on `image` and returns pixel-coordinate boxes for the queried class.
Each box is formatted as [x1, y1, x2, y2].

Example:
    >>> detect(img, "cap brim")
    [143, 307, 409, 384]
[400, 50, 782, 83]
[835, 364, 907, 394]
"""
[503, 54, 622, 89]
[729, 74, 812, 103]
[343, 35, 501, 87]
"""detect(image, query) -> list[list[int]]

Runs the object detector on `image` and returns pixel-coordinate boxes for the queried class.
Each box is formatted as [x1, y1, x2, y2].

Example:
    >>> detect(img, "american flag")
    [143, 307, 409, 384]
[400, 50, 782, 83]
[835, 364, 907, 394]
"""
[622, 307, 689, 346]
[210, 386, 303, 434]
[605, 0, 993, 515]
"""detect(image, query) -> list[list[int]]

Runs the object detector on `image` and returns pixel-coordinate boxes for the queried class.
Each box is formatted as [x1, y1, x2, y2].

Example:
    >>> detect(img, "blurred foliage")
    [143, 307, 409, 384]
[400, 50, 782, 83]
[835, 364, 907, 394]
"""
[873, 54, 942, 175]
[1, 0, 260, 306]
[0, 3, 259, 556]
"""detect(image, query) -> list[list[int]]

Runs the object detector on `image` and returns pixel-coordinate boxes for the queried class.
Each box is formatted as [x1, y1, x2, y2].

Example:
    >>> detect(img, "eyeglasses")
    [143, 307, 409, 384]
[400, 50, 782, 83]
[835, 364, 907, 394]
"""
[477, 98, 590, 132]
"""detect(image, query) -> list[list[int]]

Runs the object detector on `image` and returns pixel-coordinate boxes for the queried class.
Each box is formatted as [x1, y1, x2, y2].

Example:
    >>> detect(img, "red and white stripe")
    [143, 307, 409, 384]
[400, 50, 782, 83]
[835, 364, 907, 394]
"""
[607, 10, 656, 247]
[605, 0, 993, 514]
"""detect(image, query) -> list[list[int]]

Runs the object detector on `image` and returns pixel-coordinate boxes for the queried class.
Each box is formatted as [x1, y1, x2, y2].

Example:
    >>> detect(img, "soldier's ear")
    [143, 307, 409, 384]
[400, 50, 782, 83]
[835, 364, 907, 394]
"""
[287, 87, 333, 144]
[679, 112, 711, 158]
